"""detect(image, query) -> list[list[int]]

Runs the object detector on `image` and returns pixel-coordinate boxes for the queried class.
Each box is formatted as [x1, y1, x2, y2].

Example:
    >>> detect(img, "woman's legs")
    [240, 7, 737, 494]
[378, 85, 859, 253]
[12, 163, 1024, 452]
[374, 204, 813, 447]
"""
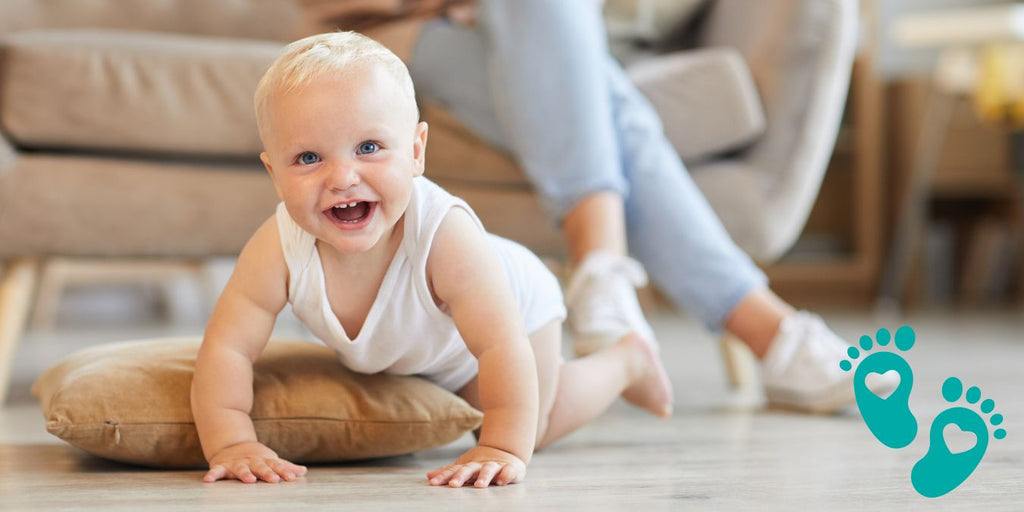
[409, 1, 855, 399]
[462, 0, 771, 333]
[561, 191, 629, 265]
[540, 55, 875, 409]
[409, 1, 656, 351]
[723, 288, 795, 358]
[410, 0, 629, 226]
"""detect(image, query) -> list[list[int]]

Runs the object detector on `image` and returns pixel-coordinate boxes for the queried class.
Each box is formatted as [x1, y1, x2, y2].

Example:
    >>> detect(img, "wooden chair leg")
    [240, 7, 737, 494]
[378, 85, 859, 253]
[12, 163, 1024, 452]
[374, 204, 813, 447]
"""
[720, 333, 759, 390]
[0, 258, 39, 403]
[29, 259, 66, 331]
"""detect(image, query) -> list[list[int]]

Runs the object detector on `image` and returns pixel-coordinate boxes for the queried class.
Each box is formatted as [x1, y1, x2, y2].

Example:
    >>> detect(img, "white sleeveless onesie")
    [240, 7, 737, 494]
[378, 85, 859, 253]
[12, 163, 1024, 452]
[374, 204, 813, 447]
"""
[276, 176, 566, 392]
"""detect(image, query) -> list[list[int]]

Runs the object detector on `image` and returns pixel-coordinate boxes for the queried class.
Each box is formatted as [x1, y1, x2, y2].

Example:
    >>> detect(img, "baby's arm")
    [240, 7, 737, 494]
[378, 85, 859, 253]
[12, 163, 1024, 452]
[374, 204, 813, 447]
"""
[190, 217, 305, 483]
[424, 208, 539, 488]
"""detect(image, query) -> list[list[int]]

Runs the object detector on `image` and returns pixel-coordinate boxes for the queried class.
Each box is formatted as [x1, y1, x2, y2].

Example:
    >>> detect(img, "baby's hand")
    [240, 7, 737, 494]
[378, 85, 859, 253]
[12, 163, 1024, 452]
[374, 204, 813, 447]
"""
[426, 446, 526, 488]
[203, 441, 307, 484]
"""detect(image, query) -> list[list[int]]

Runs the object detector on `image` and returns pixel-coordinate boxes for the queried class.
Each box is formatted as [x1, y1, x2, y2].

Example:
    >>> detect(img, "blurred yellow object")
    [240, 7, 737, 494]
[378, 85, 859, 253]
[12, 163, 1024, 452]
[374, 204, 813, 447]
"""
[975, 43, 1024, 127]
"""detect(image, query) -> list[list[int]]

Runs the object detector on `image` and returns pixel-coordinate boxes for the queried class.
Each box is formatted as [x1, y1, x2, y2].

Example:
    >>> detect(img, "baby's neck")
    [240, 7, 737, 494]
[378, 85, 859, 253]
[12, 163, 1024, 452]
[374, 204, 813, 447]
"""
[316, 216, 405, 277]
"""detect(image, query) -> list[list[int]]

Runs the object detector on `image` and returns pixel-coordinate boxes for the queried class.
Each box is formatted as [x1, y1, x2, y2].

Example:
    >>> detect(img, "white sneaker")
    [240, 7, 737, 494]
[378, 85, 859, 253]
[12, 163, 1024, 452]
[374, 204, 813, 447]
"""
[564, 251, 656, 357]
[761, 311, 898, 414]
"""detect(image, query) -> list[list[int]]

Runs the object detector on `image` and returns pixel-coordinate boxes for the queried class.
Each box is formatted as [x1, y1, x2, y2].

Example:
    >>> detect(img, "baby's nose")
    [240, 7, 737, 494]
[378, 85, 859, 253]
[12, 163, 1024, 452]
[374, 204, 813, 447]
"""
[327, 162, 360, 190]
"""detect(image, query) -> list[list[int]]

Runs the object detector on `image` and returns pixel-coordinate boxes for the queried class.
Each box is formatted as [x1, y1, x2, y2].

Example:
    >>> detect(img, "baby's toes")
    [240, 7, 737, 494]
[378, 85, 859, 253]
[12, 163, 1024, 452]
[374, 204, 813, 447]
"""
[619, 334, 674, 417]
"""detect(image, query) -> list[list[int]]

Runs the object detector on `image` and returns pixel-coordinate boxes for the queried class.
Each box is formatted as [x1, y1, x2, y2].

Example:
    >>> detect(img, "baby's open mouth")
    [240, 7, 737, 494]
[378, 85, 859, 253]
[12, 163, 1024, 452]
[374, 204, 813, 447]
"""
[327, 201, 373, 223]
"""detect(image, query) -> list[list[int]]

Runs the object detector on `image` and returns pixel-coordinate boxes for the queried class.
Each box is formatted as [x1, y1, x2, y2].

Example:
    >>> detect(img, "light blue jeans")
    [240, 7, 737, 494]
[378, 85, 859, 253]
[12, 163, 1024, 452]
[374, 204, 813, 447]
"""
[408, 0, 767, 332]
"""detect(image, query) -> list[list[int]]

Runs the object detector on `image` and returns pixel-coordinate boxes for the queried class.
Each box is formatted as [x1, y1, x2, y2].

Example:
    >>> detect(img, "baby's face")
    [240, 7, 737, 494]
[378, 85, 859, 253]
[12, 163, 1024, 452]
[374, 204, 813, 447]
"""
[260, 65, 426, 255]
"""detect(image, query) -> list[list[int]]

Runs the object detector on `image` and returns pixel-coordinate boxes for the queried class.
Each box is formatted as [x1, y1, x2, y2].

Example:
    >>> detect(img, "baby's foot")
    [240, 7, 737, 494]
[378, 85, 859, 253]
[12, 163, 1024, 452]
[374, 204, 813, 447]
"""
[840, 326, 916, 448]
[619, 333, 674, 418]
[911, 377, 1006, 498]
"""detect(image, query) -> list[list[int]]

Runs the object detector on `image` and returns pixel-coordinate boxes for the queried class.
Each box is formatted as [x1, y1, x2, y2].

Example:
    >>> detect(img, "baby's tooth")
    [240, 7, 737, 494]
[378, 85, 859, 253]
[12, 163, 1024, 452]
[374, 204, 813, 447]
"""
[348, 201, 358, 207]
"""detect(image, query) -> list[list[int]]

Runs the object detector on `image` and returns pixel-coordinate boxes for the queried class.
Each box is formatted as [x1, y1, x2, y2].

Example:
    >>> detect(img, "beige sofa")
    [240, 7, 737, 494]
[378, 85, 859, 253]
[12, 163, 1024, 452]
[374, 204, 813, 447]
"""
[0, 0, 857, 401]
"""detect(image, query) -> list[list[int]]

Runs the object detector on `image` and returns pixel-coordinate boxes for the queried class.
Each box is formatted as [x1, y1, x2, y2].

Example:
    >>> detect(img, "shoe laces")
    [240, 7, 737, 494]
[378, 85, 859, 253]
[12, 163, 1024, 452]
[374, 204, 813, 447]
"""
[565, 252, 648, 303]
[564, 251, 653, 339]
[768, 312, 846, 375]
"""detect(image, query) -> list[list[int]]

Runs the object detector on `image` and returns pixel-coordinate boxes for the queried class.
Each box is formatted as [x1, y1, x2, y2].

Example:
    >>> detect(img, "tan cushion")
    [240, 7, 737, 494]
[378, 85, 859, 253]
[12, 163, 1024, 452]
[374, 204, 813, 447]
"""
[438, 180, 565, 258]
[32, 338, 483, 469]
[0, 0, 304, 42]
[417, 105, 565, 257]
[420, 103, 529, 188]
[0, 29, 280, 157]
[0, 154, 278, 258]
[627, 47, 766, 163]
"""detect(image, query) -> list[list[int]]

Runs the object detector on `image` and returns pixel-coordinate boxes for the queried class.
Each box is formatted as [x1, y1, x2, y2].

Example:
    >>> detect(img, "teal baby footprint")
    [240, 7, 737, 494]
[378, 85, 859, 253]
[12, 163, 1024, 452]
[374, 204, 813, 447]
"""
[839, 326, 915, 448]
[911, 377, 1007, 498]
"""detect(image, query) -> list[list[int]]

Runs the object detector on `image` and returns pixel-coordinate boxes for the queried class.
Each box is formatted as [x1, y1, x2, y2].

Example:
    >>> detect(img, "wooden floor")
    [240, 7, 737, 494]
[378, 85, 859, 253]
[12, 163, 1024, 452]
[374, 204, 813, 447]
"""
[2, 305, 1022, 510]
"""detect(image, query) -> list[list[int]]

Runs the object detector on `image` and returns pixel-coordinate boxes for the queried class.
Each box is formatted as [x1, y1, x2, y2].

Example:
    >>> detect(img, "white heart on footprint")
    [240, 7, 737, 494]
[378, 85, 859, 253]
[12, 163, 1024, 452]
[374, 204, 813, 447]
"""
[865, 370, 900, 399]
[943, 423, 978, 454]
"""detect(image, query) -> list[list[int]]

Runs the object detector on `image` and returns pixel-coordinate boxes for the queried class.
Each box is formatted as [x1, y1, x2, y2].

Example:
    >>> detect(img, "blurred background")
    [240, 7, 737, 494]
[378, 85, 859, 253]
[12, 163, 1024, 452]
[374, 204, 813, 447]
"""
[3, 0, 1024, 403]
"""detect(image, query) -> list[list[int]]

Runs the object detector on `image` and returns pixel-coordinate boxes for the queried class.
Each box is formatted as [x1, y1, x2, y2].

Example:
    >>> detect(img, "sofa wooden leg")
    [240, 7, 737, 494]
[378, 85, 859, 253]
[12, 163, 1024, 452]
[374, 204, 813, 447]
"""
[720, 333, 759, 390]
[0, 258, 39, 403]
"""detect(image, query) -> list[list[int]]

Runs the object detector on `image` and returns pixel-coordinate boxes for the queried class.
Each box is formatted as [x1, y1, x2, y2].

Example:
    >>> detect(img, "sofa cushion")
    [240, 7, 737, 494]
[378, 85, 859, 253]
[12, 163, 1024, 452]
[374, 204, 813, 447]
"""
[0, 0, 304, 43]
[420, 103, 529, 187]
[0, 154, 279, 258]
[0, 29, 280, 158]
[627, 47, 766, 163]
[32, 337, 483, 469]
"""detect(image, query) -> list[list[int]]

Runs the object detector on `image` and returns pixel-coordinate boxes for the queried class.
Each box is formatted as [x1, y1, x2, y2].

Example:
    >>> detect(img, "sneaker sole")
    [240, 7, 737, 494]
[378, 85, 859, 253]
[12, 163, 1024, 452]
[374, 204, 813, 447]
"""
[765, 381, 858, 414]
[766, 374, 900, 414]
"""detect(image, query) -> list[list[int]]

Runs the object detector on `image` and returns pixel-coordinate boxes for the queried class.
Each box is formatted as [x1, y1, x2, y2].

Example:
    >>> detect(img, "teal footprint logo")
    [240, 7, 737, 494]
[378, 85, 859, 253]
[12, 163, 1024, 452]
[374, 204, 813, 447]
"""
[911, 377, 1007, 498]
[840, 326, 916, 448]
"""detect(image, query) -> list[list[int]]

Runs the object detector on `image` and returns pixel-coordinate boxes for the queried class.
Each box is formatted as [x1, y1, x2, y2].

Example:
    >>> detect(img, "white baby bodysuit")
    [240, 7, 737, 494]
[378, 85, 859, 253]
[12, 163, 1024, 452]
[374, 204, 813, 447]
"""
[276, 176, 566, 392]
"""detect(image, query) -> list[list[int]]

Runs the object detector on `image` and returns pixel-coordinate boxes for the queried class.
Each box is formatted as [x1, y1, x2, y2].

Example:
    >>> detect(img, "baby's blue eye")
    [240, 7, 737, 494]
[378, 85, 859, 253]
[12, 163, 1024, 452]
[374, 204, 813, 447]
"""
[357, 142, 379, 155]
[298, 152, 320, 165]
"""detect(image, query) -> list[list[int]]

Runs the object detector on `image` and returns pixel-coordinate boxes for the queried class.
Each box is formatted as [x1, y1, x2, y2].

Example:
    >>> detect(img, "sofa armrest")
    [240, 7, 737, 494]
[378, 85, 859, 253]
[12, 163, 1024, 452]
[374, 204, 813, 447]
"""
[0, 0, 304, 42]
[692, 0, 857, 261]
[627, 46, 766, 163]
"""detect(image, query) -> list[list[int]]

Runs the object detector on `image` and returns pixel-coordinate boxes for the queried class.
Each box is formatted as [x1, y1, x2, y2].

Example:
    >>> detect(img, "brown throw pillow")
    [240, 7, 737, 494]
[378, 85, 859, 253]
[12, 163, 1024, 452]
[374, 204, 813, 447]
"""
[32, 337, 483, 468]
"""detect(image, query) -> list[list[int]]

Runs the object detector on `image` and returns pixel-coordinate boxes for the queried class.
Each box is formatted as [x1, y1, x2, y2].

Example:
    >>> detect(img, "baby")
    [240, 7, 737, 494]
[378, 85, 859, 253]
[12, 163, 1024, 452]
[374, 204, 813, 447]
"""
[190, 31, 673, 488]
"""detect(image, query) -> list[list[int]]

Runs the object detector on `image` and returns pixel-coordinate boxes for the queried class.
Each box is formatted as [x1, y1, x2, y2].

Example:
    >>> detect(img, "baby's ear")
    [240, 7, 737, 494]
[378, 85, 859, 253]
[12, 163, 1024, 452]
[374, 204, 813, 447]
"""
[413, 121, 428, 177]
[260, 152, 284, 199]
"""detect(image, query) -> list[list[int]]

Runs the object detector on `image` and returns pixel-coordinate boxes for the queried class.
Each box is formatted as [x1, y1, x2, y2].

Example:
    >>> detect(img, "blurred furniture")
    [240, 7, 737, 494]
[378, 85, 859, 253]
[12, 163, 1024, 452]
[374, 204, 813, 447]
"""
[761, 53, 885, 309]
[878, 3, 1024, 309]
[0, 0, 856, 401]
[0, 0, 303, 402]
[28, 259, 209, 331]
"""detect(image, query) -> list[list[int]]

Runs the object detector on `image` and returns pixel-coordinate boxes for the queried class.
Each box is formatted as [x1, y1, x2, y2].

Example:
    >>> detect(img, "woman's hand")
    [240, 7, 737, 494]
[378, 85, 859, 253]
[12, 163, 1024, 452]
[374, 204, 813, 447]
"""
[426, 445, 526, 488]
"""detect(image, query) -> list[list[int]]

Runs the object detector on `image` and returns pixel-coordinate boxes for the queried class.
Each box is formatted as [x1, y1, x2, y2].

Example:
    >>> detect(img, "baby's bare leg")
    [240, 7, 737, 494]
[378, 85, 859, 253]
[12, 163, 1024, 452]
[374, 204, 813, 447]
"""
[534, 327, 674, 449]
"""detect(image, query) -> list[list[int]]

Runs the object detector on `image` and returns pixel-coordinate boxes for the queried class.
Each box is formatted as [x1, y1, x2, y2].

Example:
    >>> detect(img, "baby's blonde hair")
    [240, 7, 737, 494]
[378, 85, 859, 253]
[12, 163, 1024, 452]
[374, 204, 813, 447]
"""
[254, 31, 417, 137]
